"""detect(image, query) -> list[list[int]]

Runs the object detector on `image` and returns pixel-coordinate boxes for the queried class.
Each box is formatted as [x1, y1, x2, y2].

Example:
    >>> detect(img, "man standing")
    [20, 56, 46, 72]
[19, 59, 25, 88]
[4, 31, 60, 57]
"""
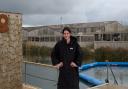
[51, 27, 83, 89]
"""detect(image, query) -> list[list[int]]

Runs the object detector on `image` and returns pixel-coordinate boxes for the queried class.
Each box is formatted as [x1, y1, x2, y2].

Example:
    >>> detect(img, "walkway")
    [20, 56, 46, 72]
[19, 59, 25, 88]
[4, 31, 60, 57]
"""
[23, 84, 41, 89]
[87, 83, 128, 89]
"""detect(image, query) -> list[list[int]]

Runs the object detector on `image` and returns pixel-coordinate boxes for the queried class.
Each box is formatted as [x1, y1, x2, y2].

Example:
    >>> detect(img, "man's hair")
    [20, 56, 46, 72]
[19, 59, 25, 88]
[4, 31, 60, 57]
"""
[62, 27, 71, 34]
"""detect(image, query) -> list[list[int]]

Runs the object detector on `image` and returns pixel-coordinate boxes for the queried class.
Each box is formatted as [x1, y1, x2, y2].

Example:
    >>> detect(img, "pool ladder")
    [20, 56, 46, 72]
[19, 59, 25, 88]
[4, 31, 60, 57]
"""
[105, 63, 118, 85]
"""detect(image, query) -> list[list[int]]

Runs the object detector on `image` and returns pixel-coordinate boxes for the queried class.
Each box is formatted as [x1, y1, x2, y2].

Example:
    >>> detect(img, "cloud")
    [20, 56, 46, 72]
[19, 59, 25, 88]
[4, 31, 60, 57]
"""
[0, 0, 128, 26]
[0, 0, 77, 14]
[77, 0, 128, 23]
[23, 14, 87, 26]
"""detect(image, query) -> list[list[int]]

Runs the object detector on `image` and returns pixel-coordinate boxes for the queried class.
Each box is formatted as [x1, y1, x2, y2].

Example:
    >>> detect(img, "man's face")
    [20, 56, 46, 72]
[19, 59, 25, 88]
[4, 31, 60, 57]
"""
[63, 30, 71, 40]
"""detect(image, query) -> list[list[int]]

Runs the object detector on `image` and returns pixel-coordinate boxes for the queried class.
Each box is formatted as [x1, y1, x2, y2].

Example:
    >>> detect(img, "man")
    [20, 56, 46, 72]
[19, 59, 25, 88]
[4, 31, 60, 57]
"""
[51, 27, 83, 89]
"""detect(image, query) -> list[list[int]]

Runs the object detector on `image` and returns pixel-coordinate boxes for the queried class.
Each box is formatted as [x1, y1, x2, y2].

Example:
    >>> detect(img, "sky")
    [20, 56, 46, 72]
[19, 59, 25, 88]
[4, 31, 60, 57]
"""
[0, 0, 128, 27]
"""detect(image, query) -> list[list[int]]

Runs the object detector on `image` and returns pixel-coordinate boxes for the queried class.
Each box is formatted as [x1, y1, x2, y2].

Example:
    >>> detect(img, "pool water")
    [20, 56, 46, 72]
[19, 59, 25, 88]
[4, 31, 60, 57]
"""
[81, 66, 128, 86]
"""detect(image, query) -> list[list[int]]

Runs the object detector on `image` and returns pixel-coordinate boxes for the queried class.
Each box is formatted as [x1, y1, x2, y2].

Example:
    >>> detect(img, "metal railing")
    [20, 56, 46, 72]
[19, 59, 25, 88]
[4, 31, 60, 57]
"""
[105, 62, 118, 85]
[23, 61, 59, 89]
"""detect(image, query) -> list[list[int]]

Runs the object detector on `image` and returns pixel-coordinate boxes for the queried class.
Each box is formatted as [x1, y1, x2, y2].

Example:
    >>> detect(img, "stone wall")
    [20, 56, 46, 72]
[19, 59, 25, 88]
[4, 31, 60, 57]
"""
[0, 12, 22, 89]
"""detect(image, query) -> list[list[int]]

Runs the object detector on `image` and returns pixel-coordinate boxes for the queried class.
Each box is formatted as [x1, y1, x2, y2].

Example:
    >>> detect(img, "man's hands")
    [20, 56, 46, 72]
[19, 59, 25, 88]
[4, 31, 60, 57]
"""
[70, 62, 78, 67]
[54, 62, 63, 69]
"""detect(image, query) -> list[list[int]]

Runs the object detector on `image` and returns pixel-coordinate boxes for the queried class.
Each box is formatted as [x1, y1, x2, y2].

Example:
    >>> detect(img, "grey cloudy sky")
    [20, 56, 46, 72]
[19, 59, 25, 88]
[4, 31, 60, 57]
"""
[0, 0, 128, 27]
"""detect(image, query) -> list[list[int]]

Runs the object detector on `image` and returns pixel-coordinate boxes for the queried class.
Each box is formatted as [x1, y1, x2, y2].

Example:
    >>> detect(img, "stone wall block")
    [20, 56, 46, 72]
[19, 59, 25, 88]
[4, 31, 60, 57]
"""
[0, 12, 22, 89]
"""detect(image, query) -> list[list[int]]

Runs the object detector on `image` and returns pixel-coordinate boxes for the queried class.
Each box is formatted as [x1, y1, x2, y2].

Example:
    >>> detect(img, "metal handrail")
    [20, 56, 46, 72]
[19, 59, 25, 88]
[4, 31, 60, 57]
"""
[24, 61, 55, 68]
[105, 64, 109, 83]
[109, 65, 118, 85]
[23, 61, 59, 86]
[105, 62, 118, 85]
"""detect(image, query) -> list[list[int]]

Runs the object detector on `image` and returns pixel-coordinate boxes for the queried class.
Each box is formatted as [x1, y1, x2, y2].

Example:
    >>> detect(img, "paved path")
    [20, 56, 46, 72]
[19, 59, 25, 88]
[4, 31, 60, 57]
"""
[88, 84, 128, 89]
[23, 84, 41, 89]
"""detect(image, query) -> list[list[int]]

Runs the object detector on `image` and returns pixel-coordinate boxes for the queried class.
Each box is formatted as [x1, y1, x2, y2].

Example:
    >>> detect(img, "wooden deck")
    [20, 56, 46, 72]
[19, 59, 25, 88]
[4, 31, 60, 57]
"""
[87, 83, 128, 89]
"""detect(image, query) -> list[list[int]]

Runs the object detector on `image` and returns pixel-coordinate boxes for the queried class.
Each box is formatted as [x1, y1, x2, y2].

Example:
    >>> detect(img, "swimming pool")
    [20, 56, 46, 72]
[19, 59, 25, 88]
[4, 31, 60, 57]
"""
[81, 66, 128, 86]
[80, 62, 128, 87]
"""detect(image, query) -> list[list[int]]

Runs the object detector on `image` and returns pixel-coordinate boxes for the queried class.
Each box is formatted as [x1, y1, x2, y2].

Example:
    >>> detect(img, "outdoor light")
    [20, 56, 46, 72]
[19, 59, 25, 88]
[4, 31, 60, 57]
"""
[0, 14, 9, 33]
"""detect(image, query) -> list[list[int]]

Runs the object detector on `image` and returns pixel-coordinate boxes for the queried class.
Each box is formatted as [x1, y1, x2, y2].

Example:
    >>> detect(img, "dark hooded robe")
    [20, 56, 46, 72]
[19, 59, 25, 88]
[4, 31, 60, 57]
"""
[51, 36, 82, 89]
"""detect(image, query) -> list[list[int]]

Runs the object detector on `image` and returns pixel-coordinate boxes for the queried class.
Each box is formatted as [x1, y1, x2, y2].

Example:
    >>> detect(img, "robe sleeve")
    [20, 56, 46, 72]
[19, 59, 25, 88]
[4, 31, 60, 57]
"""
[74, 43, 83, 67]
[51, 43, 60, 65]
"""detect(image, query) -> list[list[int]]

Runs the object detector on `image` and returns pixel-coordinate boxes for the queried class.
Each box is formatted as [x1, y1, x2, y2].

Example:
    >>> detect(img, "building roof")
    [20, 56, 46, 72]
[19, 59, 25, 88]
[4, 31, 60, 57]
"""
[22, 21, 120, 32]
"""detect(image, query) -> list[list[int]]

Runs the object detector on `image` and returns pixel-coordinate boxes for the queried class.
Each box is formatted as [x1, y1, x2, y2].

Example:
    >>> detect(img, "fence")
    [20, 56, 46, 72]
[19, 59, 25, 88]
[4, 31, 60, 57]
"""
[22, 61, 58, 89]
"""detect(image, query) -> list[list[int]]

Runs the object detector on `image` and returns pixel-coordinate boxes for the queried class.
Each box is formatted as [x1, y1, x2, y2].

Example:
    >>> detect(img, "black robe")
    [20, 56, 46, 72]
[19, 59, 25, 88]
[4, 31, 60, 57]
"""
[51, 36, 83, 89]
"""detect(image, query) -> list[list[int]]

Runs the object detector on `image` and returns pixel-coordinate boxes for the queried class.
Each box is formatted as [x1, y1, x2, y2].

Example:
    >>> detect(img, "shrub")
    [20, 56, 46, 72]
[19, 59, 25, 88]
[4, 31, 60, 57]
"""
[95, 47, 128, 62]
[81, 47, 95, 63]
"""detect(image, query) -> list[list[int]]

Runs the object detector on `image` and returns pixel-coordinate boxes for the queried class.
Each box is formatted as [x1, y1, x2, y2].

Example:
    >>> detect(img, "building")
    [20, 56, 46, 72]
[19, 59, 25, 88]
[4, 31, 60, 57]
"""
[22, 21, 128, 49]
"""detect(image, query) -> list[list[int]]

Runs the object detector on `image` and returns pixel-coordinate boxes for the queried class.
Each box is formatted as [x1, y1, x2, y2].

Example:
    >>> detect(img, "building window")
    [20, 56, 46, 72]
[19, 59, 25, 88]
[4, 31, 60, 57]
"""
[83, 28, 86, 33]
[95, 34, 100, 41]
[91, 27, 96, 32]
[100, 26, 105, 32]
[44, 37, 49, 42]
[80, 36, 94, 42]
[41, 37, 45, 41]
[103, 34, 111, 41]
[33, 37, 39, 41]
[112, 33, 120, 41]
[123, 33, 128, 41]
[56, 36, 61, 41]
[49, 37, 55, 42]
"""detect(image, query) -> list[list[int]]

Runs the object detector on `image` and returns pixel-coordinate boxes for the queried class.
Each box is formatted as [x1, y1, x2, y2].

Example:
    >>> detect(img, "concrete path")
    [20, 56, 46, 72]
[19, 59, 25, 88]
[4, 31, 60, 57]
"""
[23, 84, 41, 89]
[87, 83, 128, 89]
